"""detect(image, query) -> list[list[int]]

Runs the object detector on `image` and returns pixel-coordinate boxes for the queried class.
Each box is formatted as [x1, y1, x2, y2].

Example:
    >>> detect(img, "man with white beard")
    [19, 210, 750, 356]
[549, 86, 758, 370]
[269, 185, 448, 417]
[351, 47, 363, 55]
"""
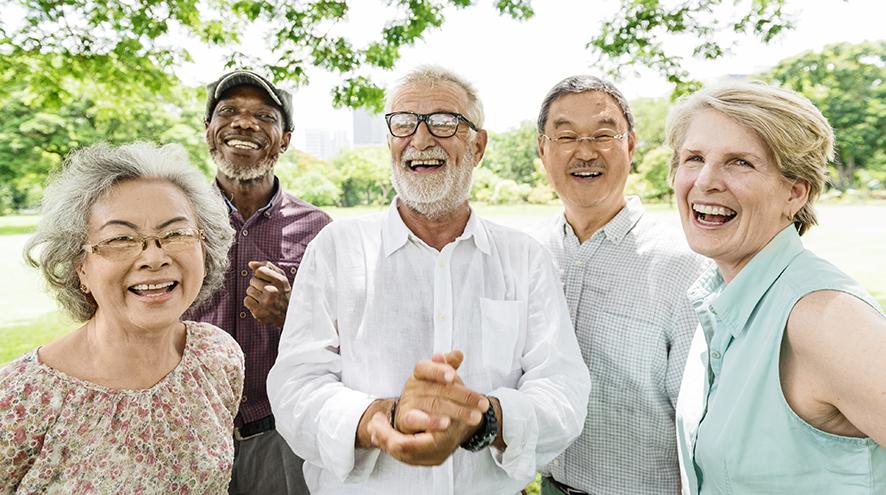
[186, 70, 331, 495]
[268, 65, 590, 495]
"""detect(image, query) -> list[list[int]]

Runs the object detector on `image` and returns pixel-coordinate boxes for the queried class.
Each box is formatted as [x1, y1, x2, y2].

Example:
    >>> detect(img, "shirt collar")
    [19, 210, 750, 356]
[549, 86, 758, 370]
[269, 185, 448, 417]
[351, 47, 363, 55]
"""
[691, 224, 805, 339]
[382, 198, 490, 257]
[215, 177, 283, 218]
[558, 196, 645, 245]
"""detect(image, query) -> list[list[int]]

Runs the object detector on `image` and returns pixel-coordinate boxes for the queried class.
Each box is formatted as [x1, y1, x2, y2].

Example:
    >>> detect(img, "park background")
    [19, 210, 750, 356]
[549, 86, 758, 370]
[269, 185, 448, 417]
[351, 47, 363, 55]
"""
[1, 0, 884, 363]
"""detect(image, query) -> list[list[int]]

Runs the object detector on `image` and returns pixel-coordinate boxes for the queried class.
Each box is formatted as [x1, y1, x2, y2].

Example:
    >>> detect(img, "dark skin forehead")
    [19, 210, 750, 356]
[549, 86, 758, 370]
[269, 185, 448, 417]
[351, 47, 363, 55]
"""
[212, 85, 284, 121]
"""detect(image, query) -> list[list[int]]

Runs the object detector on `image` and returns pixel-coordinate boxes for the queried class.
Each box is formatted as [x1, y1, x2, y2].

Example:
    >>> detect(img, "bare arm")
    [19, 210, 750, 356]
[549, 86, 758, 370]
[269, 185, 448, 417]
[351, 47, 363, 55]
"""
[781, 290, 886, 445]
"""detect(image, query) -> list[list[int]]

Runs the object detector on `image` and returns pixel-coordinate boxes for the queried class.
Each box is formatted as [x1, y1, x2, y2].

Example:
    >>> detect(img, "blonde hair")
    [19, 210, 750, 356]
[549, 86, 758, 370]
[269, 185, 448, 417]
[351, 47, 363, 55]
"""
[665, 81, 834, 235]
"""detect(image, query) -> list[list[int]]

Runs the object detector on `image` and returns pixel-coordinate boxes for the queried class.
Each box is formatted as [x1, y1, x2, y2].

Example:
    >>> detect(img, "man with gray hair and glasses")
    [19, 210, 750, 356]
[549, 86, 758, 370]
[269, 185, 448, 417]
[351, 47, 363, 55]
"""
[268, 65, 590, 494]
[534, 75, 709, 494]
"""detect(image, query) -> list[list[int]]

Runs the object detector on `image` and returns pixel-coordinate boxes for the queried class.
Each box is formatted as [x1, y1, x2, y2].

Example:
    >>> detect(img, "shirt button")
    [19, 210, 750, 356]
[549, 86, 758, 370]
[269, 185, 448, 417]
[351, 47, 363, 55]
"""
[240, 269, 248, 277]
[241, 395, 247, 403]
[575, 260, 584, 267]
[239, 311, 247, 319]
[264, 211, 271, 218]
[710, 306, 718, 316]
[242, 229, 248, 237]
[553, 459, 560, 466]
[437, 314, 447, 321]
[711, 350, 722, 359]
[290, 267, 297, 275]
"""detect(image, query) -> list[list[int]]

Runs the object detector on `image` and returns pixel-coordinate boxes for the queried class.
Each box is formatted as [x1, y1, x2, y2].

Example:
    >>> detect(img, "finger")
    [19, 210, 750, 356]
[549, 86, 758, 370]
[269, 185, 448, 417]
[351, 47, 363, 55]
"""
[419, 396, 486, 426]
[243, 295, 259, 312]
[245, 285, 264, 303]
[413, 360, 457, 384]
[368, 413, 443, 466]
[250, 267, 289, 287]
[444, 350, 464, 370]
[397, 407, 450, 433]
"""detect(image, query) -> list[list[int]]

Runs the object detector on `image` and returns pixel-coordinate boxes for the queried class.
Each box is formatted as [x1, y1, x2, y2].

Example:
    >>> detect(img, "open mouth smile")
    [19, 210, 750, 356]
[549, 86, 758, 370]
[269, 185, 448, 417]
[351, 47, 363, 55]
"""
[223, 136, 263, 151]
[692, 203, 737, 226]
[128, 281, 178, 297]
[570, 170, 602, 179]
[407, 159, 445, 171]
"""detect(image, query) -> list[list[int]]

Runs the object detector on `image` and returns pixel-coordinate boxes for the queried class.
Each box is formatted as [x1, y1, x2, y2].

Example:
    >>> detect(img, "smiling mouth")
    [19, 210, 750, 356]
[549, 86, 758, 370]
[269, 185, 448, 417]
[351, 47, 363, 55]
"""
[407, 159, 445, 171]
[692, 203, 737, 226]
[570, 170, 602, 179]
[224, 138, 262, 150]
[129, 281, 178, 297]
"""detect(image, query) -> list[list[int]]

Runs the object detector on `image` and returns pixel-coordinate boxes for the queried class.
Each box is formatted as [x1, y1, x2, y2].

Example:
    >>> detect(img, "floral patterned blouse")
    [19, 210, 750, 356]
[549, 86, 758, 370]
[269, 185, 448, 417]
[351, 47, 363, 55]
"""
[0, 321, 244, 494]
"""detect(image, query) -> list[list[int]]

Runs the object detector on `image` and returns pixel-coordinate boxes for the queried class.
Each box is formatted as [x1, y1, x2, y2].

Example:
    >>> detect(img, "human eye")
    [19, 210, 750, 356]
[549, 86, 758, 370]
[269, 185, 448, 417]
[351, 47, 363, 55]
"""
[555, 134, 578, 144]
[683, 154, 704, 165]
[257, 112, 277, 122]
[101, 235, 138, 248]
[732, 158, 754, 168]
[216, 106, 235, 116]
[429, 113, 458, 130]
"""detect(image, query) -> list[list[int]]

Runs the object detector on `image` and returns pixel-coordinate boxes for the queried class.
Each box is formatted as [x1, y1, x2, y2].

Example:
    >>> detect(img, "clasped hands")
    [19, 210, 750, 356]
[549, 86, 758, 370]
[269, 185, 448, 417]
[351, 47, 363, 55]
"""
[358, 350, 491, 466]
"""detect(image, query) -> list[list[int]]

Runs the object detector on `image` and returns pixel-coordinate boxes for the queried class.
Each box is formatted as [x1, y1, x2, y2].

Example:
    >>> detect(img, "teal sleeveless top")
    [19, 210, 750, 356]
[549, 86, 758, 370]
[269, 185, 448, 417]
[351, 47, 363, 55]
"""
[675, 225, 886, 495]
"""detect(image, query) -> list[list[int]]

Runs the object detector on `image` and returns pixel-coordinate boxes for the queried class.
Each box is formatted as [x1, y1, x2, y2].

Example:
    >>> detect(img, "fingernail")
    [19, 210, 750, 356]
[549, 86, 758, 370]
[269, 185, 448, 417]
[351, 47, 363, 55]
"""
[470, 411, 481, 423]
[479, 398, 489, 410]
[439, 417, 450, 429]
[444, 370, 454, 382]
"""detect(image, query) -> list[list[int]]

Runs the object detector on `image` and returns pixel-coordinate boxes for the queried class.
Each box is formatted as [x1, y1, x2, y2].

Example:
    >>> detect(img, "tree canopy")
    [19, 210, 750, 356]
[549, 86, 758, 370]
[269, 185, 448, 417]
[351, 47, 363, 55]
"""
[2, 0, 793, 111]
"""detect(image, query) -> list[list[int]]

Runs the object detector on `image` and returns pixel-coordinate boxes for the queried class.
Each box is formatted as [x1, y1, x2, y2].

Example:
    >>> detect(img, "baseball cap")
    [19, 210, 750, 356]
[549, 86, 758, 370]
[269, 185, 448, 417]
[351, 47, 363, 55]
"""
[205, 70, 294, 131]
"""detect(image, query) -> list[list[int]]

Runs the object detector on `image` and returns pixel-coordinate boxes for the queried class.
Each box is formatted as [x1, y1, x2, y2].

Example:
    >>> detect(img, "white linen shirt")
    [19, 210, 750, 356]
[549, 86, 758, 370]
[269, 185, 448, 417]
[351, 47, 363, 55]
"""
[267, 201, 590, 495]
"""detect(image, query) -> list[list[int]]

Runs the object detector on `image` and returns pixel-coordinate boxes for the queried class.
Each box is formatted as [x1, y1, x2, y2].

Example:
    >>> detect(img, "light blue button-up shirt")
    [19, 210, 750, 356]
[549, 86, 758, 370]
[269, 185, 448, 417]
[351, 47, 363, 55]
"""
[676, 225, 886, 494]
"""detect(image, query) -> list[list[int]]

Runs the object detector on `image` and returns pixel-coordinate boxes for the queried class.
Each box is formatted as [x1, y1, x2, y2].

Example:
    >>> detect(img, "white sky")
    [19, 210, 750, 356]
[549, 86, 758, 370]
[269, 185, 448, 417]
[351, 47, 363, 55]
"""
[147, 1, 886, 138]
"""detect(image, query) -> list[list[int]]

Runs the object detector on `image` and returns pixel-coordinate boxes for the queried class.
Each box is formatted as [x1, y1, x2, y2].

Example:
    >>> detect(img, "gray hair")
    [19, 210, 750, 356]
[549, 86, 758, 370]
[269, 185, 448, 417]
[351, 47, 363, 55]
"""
[385, 65, 485, 129]
[537, 75, 635, 134]
[24, 142, 235, 321]
[665, 81, 833, 235]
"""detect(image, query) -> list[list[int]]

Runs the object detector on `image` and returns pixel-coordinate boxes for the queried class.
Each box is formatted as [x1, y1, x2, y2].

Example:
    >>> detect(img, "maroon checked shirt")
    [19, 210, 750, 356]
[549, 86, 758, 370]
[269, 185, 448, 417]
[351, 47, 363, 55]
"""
[185, 179, 332, 426]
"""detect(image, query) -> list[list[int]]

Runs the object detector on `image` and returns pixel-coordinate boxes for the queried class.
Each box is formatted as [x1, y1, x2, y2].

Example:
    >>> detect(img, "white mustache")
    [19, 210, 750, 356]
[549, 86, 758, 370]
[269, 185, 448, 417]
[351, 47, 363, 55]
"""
[402, 146, 449, 161]
[568, 160, 606, 172]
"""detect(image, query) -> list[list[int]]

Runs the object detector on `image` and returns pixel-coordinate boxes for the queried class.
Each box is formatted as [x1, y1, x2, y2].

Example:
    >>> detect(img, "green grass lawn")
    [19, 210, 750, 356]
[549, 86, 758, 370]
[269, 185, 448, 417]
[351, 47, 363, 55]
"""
[1, 203, 884, 365]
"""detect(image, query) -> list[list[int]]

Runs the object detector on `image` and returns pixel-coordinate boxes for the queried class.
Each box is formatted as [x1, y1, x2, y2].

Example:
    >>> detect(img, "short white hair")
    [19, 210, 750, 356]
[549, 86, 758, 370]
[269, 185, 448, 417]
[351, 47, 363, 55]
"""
[385, 65, 485, 128]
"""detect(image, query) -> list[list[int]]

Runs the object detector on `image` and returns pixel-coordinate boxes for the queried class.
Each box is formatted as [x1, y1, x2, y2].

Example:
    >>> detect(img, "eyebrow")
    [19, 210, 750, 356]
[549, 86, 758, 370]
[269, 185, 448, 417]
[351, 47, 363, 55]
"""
[99, 216, 190, 231]
[552, 116, 620, 129]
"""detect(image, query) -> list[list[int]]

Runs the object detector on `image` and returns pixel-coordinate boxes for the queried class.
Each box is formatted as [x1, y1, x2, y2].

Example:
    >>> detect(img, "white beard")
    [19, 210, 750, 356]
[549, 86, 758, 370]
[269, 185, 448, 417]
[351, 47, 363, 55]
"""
[391, 145, 475, 220]
[211, 150, 276, 182]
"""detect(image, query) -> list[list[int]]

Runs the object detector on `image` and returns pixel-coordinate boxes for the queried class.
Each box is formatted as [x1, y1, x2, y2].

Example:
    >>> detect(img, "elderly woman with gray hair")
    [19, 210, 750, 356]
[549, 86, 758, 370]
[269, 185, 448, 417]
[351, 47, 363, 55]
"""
[0, 142, 242, 493]
[669, 82, 886, 494]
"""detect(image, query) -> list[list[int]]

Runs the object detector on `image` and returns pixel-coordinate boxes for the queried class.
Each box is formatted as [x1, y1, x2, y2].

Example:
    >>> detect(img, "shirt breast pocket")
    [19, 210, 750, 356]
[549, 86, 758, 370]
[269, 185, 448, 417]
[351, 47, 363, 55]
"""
[480, 298, 526, 376]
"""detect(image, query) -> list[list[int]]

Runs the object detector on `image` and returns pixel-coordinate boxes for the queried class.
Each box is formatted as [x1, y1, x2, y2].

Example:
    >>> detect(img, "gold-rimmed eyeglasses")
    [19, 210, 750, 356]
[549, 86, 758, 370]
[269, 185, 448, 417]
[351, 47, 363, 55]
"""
[82, 228, 205, 261]
[541, 132, 629, 152]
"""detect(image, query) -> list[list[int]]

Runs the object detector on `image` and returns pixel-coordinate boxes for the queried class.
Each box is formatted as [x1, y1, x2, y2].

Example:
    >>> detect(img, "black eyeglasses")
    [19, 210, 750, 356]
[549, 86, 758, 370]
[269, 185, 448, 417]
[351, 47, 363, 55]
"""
[384, 112, 478, 138]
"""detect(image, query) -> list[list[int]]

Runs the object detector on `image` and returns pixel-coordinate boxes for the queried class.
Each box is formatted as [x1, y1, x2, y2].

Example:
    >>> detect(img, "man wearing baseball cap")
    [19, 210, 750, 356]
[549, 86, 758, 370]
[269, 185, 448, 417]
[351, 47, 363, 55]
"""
[185, 70, 331, 494]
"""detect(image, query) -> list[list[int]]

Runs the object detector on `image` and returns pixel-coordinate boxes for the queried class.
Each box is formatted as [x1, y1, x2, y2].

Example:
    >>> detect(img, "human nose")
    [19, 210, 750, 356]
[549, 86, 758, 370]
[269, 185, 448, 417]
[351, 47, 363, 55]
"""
[573, 138, 599, 160]
[693, 161, 724, 192]
[137, 236, 170, 266]
[409, 120, 436, 150]
[230, 112, 260, 131]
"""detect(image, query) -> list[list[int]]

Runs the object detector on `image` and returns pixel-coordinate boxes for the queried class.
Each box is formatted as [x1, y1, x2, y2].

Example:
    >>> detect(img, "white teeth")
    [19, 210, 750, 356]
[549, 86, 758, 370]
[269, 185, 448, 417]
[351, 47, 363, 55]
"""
[571, 171, 601, 177]
[131, 282, 174, 291]
[692, 204, 736, 216]
[410, 159, 444, 167]
[225, 139, 259, 150]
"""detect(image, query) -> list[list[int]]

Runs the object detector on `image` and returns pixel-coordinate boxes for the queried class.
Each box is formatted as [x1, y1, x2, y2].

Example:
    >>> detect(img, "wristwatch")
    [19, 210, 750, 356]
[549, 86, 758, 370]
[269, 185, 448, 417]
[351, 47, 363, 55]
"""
[460, 398, 498, 452]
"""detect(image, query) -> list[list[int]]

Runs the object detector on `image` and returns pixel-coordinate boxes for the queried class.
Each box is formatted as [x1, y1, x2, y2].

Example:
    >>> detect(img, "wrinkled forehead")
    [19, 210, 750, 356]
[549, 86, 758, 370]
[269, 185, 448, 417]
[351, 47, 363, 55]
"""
[547, 91, 628, 131]
[389, 80, 471, 114]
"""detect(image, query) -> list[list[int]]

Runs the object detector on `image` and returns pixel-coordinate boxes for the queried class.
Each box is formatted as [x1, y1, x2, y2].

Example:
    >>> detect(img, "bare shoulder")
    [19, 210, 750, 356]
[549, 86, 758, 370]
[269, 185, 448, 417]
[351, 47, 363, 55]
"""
[788, 290, 885, 349]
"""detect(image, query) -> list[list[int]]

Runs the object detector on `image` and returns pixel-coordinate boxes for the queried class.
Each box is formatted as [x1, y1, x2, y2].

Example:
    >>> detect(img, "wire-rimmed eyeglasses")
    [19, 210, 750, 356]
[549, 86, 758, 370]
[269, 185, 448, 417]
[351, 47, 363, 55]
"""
[385, 112, 478, 138]
[540, 132, 629, 152]
[82, 228, 205, 261]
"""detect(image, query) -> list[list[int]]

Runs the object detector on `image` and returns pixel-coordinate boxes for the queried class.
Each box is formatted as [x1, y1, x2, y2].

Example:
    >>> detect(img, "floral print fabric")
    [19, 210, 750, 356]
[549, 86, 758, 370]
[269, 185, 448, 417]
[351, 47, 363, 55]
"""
[0, 321, 244, 494]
